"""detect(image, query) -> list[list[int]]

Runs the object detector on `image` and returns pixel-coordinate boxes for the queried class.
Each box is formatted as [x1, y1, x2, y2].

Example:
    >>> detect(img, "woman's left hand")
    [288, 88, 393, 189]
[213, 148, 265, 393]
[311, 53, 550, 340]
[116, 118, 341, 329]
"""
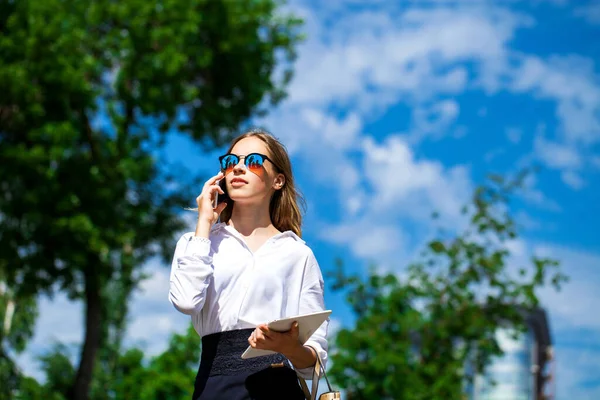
[248, 321, 301, 356]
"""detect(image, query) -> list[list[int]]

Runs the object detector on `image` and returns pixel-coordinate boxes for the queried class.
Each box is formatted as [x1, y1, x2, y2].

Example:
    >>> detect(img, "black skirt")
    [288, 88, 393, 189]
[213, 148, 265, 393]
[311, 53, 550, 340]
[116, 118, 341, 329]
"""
[193, 328, 306, 400]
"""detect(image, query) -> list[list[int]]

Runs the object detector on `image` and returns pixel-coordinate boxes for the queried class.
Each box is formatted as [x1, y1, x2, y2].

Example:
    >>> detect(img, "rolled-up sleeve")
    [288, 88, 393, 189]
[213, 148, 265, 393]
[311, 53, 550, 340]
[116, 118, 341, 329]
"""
[169, 234, 214, 315]
[296, 258, 329, 379]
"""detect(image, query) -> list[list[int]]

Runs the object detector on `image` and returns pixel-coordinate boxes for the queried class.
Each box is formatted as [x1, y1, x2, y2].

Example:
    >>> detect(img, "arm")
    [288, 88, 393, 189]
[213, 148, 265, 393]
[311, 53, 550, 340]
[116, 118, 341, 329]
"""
[284, 331, 319, 370]
[293, 259, 329, 378]
[168, 233, 214, 315]
[170, 172, 225, 315]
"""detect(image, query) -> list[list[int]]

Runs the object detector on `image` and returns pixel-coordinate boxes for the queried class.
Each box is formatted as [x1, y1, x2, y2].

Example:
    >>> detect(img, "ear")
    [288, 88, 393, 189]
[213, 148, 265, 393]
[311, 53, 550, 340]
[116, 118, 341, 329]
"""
[273, 173, 285, 190]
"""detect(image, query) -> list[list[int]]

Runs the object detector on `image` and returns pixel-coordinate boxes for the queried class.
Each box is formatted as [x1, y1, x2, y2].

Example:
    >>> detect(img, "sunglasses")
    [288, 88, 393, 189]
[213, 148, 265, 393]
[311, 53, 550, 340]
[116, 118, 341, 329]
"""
[218, 153, 280, 175]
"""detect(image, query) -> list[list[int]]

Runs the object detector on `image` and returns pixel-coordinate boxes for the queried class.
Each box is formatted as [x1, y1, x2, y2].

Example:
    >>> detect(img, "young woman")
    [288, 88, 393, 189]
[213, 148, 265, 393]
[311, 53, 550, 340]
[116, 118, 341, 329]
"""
[169, 128, 329, 400]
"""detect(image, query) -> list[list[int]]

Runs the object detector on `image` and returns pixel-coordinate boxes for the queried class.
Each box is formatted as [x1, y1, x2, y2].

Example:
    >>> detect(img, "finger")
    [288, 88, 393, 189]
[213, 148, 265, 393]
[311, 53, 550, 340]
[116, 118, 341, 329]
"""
[289, 322, 299, 338]
[259, 330, 272, 340]
[255, 329, 268, 342]
[258, 325, 271, 337]
[283, 321, 298, 333]
[210, 171, 224, 185]
[202, 184, 224, 206]
[215, 201, 228, 214]
[211, 183, 225, 194]
[207, 184, 225, 196]
[203, 171, 224, 189]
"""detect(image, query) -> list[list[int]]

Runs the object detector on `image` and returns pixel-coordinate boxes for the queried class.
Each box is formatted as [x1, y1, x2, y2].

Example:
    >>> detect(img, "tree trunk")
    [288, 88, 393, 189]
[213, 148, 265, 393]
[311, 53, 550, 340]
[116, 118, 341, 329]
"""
[70, 269, 102, 400]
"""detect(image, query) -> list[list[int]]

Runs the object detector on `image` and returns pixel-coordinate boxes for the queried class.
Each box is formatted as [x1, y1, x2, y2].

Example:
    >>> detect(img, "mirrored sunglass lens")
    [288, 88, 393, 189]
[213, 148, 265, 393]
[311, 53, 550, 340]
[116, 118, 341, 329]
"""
[246, 154, 264, 169]
[221, 155, 238, 170]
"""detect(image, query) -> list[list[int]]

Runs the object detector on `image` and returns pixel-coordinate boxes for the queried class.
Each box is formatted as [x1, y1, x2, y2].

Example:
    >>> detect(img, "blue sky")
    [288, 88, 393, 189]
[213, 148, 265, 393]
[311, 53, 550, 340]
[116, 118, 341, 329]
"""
[18, 0, 600, 399]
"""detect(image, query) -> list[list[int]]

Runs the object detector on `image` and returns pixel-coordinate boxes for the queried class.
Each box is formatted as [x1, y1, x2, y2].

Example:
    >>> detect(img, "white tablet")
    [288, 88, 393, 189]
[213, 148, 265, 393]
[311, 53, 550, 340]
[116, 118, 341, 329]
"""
[240, 310, 332, 359]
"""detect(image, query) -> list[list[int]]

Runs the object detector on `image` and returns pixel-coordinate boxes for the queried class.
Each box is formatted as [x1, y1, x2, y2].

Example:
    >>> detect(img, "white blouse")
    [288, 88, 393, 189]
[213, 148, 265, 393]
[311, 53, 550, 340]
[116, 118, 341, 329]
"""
[168, 222, 329, 378]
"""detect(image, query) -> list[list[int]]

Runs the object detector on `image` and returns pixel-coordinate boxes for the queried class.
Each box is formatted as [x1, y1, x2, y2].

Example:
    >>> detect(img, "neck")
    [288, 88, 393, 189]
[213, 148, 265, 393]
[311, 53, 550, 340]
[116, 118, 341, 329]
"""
[228, 201, 277, 237]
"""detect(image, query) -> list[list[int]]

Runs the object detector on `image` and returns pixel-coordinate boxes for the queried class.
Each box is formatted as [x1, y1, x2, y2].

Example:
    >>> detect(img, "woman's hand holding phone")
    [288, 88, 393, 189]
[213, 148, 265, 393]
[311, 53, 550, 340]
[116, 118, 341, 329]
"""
[195, 172, 228, 238]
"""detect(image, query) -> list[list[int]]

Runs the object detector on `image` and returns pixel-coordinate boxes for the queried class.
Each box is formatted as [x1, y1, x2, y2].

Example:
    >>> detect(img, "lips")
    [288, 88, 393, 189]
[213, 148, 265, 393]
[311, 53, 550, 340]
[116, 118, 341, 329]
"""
[231, 178, 248, 184]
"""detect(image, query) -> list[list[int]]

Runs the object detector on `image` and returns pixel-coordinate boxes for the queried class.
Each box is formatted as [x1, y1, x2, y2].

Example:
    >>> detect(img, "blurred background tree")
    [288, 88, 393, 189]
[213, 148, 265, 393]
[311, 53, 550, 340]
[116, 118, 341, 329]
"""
[0, 0, 302, 398]
[0, 280, 37, 399]
[11, 324, 200, 400]
[328, 174, 568, 400]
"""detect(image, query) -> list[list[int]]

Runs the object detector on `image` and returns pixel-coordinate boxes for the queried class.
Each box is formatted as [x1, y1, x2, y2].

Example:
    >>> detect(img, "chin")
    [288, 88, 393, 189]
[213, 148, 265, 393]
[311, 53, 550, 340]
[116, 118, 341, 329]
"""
[229, 195, 265, 206]
[228, 196, 255, 205]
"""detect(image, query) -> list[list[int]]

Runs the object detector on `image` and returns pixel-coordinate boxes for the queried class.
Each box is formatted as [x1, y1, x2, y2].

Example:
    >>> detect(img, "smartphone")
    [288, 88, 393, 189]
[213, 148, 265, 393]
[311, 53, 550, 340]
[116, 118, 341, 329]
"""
[213, 178, 229, 208]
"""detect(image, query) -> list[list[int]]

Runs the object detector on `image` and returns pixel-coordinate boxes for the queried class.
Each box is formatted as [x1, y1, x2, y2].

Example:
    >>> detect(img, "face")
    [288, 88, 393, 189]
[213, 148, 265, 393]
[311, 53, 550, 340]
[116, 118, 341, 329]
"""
[221, 137, 285, 205]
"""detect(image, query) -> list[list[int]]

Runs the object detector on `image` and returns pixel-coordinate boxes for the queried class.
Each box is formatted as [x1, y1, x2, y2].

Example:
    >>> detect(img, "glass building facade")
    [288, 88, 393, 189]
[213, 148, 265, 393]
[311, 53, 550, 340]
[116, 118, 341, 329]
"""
[467, 308, 553, 400]
[471, 329, 536, 400]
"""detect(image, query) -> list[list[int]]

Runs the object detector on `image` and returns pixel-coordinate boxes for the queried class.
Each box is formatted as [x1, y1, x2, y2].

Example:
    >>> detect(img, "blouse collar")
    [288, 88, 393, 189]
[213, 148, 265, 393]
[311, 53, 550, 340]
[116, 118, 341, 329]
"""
[212, 222, 304, 244]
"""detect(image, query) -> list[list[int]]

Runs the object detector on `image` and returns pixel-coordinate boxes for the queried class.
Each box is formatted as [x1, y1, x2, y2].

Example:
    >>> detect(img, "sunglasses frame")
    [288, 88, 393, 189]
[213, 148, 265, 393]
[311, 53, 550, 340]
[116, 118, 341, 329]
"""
[218, 152, 281, 173]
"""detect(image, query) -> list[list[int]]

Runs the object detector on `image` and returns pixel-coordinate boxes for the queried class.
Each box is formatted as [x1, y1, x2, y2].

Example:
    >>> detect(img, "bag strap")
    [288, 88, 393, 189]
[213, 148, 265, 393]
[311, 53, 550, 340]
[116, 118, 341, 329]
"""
[297, 345, 333, 400]
[299, 375, 311, 400]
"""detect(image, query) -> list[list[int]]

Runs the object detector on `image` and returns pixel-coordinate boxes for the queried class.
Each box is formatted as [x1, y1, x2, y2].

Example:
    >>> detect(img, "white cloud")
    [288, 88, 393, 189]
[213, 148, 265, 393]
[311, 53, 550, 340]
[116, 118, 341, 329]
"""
[505, 54, 600, 190]
[287, 5, 530, 115]
[519, 173, 562, 212]
[506, 127, 522, 144]
[555, 346, 600, 400]
[362, 136, 471, 222]
[272, 4, 550, 264]
[274, 3, 600, 246]
[314, 135, 472, 262]
[15, 293, 82, 382]
[124, 260, 190, 353]
[126, 313, 186, 356]
[521, 187, 562, 212]
[410, 99, 460, 142]
[534, 135, 582, 169]
[280, 2, 599, 213]
[484, 147, 505, 162]
[514, 210, 543, 231]
[561, 170, 585, 190]
[535, 245, 600, 331]
[532, 134, 590, 190]
[574, 4, 600, 25]
[510, 55, 600, 146]
[301, 108, 362, 151]
[35, 295, 83, 344]
[322, 220, 406, 259]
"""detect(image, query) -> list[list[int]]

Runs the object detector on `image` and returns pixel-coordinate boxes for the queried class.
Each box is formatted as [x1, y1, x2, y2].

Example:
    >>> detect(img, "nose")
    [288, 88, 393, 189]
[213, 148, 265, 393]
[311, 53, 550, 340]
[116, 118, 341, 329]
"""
[233, 157, 246, 173]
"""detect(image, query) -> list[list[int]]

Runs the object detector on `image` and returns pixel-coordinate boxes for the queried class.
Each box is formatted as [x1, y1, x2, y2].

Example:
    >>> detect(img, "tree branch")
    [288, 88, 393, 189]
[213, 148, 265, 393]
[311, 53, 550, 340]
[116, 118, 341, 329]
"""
[83, 112, 101, 163]
[117, 76, 135, 159]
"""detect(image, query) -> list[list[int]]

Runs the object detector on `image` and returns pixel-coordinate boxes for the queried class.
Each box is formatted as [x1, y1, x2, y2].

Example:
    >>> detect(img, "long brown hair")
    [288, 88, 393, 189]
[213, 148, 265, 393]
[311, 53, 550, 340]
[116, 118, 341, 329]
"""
[219, 128, 306, 237]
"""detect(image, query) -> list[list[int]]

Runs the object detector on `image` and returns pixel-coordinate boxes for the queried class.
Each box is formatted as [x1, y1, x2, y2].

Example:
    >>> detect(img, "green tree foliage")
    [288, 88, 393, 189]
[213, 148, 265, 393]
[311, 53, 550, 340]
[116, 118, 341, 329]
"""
[0, 1, 302, 398]
[0, 283, 37, 399]
[11, 324, 201, 400]
[87, 323, 201, 400]
[328, 174, 568, 400]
